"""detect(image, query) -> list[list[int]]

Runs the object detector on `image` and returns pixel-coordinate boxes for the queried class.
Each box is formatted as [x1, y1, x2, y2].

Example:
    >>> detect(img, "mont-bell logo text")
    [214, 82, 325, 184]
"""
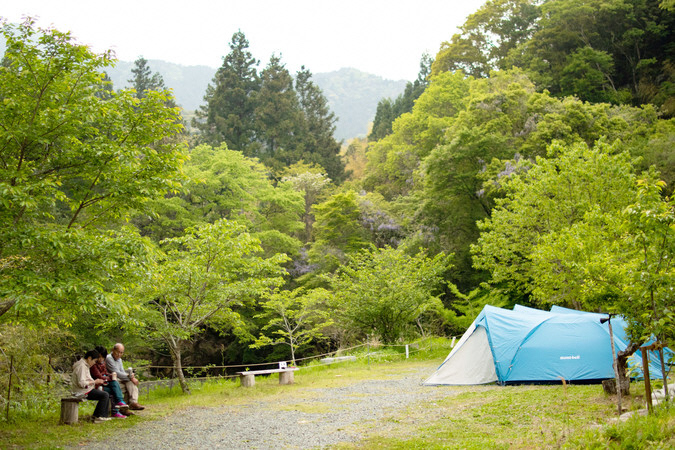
[560, 355, 581, 360]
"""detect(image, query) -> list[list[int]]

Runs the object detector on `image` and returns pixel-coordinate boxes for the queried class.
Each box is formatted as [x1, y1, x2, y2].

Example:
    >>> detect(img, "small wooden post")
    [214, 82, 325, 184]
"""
[642, 347, 653, 414]
[6, 356, 13, 422]
[60, 398, 84, 425]
[405, 344, 409, 359]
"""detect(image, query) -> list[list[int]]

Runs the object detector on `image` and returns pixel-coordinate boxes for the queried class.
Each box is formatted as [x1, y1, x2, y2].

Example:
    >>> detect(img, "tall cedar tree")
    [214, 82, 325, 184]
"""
[194, 31, 260, 153]
[129, 56, 167, 98]
[254, 54, 303, 172]
[295, 66, 346, 183]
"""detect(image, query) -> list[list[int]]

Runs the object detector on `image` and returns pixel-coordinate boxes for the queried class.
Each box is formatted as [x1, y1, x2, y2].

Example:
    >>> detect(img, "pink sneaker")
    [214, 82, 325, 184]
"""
[115, 401, 129, 409]
[112, 412, 127, 419]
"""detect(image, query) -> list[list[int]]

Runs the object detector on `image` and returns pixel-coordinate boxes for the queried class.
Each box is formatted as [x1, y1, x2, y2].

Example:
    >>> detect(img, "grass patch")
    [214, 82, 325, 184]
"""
[335, 383, 675, 449]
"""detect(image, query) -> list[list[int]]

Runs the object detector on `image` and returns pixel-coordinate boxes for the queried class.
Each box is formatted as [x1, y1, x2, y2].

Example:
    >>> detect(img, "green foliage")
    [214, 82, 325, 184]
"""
[432, 0, 540, 78]
[511, 0, 674, 112]
[531, 176, 675, 345]
[369, 53, 434, 141]
[308, 190, 370, 272]
[327, 247, 451, 343]
[433, 0, 675, 114]
[251, 287, 333, 364]
[128, 56, 168, 99]
[0, 325, 73, 422]
[140, 219, 289, 392]
[194, 34, 344, 181]
[0, 18, 186, 323]
[472, 140, 638, 301]
[134, 144, 304, 256]
[281, 163, 332, 243]
[194, 30, 260, 152]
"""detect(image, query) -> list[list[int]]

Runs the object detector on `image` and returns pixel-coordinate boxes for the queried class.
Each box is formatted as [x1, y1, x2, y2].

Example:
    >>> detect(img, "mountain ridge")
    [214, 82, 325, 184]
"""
[105, 60, 407, 141]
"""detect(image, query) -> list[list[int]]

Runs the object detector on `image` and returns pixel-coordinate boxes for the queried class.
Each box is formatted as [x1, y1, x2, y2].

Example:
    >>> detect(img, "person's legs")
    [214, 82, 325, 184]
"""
[104, 380, 126, 405]
[120, 380, 139, 404]
[85, 388, 110, 418]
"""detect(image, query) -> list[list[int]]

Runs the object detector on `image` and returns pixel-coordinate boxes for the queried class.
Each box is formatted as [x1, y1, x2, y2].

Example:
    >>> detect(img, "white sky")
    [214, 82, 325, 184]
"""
[0, 0, 486, 81]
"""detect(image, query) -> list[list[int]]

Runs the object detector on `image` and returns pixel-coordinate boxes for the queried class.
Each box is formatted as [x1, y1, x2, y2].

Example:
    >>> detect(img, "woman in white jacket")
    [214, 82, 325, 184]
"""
[72, 349, 111, 423]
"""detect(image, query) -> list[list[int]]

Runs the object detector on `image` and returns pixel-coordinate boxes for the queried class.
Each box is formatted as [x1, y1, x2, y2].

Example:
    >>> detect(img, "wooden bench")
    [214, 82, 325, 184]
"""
[236, 367, 298, 387]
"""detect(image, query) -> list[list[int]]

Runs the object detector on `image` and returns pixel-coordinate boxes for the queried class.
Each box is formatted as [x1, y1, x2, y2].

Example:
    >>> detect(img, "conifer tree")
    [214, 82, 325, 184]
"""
[254, 54, 302, 171]
[129, 56, 167, 99]
[194, 31, 260, 152]
[295, 66, 346, 182]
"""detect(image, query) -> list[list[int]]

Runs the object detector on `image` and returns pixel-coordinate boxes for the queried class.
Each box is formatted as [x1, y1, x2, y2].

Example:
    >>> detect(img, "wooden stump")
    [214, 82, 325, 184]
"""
[602, 378, 630, 396]
[240, 373, 255, 388]
[60, 398, 84, 425]
[279, 370, 294, 385]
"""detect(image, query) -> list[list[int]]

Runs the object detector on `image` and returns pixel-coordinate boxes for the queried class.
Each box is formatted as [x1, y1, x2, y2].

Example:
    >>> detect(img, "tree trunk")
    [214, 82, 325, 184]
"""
[169, 340, 191, 394]
[0, 299, 16, 319]
[658, 346, 670, 402]
[615, 341, 641, 396]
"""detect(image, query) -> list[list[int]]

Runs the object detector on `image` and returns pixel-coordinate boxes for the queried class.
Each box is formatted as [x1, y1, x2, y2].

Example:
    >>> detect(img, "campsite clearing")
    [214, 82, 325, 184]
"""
[2, 342, 673, 448]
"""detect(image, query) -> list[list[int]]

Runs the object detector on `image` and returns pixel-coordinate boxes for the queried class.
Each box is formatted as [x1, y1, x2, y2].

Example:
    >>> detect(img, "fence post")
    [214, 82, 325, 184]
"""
[405, 344, 409, 359]
[6, 356, 13, 422]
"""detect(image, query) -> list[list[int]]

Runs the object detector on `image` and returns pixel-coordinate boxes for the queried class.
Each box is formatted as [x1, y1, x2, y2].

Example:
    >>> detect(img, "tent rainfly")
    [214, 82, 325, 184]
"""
[423, 305, 672, 386]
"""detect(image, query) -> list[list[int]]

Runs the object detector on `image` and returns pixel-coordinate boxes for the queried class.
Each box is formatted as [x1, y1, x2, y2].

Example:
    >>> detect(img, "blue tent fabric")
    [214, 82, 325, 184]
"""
[424, 304, 671, 386]
[548, 305, 672, 380]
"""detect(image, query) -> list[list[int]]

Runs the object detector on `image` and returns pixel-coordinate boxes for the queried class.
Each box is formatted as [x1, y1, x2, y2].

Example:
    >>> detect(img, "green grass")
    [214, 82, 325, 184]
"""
[1, 338, 673, 449]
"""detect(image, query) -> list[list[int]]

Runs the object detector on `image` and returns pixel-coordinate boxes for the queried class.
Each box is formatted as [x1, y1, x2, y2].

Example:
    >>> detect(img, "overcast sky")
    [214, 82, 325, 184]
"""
[0, 0, 486, 81]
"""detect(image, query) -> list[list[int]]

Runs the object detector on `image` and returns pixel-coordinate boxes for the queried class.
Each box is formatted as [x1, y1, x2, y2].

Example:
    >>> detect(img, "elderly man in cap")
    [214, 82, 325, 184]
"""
[105, 343, 145, 410]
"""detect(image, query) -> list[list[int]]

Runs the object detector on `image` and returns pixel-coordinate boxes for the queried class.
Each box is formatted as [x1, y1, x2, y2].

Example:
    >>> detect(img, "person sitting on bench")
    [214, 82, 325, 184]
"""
[91, 346, 130, 418]
[105, 343, 145, 410]
[71, 349, 110, 424]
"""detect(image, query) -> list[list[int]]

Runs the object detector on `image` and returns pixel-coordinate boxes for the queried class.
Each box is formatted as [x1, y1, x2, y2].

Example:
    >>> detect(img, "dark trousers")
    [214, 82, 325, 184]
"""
[102, 380, 124, 412]
[85, 388, 110, 418]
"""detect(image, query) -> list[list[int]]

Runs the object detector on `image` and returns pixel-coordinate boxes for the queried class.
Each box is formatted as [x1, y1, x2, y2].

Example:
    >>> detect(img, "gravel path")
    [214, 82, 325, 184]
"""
[92, 367, 450, 449]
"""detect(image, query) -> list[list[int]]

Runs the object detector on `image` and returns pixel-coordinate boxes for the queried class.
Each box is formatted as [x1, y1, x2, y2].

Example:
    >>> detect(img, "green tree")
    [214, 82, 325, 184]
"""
[295, 66, 346, 183]
[472, 140, 638, 302]
[368, 53, 434, 141]
[0, 19, 186, 322]
[142, 220, 288, 393]
[128, 56, 167, 99]
[432, 0, 540, 78]
[308, 190, 370, 273]
[194, 30, 260, 152]
[251, 287, 333, 364]
[509, 0, 674, 111]
[281, 162, 332, 243]
[531, 177, 674, 385]
[328, 247, 450, 343]
[254, 54, 302, 172]
[133, 144, 304, 256]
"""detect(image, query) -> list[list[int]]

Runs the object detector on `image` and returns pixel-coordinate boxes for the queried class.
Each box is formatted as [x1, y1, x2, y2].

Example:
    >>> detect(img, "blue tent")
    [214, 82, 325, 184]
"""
[424, 305, 671, 385]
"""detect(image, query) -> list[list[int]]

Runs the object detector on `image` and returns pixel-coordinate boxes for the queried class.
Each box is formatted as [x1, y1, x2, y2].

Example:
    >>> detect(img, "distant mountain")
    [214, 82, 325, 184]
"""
[313, 68, 407, 141]
[105, 61, 407, 141]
